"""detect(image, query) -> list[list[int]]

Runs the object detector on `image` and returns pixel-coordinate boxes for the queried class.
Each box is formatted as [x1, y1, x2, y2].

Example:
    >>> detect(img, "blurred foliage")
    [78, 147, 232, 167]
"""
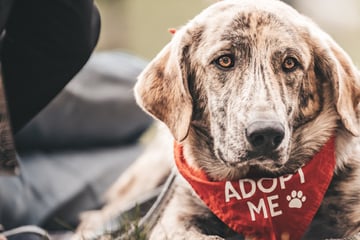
[95, 0, 360, 64]
[292, 0, 360, 65]
[95, 0, 211, 59]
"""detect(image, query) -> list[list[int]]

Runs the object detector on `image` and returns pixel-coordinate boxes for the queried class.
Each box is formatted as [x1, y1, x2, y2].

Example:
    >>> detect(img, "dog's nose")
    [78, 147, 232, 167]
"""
[245, 121, 285, 151]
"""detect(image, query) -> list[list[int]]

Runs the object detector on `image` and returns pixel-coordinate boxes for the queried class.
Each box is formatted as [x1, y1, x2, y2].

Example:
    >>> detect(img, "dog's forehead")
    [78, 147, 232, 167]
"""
[195, 0, 305, 38]
[180, 0, 311, 63]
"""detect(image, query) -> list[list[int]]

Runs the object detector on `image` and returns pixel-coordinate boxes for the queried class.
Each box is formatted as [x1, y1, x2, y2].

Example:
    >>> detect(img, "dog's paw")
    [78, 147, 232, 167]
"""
[286, 190, 306, 208]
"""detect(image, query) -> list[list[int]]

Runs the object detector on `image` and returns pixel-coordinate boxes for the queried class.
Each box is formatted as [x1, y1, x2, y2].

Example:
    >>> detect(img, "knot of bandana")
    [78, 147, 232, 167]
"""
[174, 137, 335, 240]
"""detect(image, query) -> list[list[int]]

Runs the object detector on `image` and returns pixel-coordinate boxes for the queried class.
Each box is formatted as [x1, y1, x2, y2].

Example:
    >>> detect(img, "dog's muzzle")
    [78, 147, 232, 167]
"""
[245, 120, 285, 153]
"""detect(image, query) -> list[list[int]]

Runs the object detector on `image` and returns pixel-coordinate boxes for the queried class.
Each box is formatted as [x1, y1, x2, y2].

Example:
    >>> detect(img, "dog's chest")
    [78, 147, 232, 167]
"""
[304, 170, 360, 239]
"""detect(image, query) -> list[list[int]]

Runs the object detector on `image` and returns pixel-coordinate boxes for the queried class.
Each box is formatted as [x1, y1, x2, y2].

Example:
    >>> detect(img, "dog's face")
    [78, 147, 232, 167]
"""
[136, 0, 360, 180]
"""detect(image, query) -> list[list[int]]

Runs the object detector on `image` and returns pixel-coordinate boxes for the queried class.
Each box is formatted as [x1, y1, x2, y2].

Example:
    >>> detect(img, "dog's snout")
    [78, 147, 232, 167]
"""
[246, 121, 285, 152]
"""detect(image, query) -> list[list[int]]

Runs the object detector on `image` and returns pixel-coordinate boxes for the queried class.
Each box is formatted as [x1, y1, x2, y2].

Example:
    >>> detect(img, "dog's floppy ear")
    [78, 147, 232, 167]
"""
[135, 35, 193, 142]
[313, 33, 360, 136]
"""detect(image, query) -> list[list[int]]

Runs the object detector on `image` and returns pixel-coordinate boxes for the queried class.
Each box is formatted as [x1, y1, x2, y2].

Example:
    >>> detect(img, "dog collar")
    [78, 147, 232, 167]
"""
[174, 137, 335, 240]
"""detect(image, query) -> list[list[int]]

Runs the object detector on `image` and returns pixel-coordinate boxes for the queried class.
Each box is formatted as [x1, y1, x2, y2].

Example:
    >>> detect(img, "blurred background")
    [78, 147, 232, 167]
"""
[95, 0, 360, 63]
[95, 0, 211, 59]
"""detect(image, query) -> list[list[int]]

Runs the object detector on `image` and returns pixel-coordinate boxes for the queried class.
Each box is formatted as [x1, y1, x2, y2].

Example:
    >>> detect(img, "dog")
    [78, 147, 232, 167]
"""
[78, 0, 360, 239]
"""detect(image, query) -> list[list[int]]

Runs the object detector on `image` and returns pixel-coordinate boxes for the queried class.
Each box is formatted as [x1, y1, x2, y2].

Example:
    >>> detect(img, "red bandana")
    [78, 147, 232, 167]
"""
[174, 138, 335, 240]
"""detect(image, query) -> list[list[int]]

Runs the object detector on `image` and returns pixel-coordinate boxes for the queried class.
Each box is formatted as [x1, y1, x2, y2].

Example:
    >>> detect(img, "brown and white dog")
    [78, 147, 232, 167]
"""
[79, 0, 360, 239]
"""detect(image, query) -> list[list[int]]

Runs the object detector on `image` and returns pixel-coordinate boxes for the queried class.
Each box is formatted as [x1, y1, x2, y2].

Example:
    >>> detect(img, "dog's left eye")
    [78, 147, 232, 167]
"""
[214, 55, 235, 69]
[282, 57, 299, 72]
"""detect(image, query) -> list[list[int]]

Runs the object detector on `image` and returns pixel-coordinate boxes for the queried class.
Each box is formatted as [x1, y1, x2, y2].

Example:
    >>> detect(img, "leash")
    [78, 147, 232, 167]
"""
[86, 168, 178, 240]
[116, 168, 177, 240]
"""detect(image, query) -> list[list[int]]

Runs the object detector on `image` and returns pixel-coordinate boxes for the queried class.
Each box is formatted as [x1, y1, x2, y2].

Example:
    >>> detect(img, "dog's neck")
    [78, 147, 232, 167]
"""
[174, 137, 336, 239]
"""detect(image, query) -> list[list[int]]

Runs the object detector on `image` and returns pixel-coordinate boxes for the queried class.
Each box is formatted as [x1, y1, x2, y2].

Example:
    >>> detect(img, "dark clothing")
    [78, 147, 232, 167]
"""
[0, 0, 130, 230]
[0, 0, 100, 132]
[0, 0, 152, 231]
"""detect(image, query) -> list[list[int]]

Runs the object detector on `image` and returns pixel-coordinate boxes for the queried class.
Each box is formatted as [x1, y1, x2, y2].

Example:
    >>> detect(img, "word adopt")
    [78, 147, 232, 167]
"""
[224, 168, 305, 221]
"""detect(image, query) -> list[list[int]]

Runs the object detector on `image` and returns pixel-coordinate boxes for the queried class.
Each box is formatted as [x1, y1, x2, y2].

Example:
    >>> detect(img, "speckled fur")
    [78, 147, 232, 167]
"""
[135, 0, 360, 239]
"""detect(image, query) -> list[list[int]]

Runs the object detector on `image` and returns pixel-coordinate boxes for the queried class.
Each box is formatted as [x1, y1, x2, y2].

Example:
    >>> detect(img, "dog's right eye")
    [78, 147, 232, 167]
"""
[282, 57, 299, 72]
[214, 55, 235, 69]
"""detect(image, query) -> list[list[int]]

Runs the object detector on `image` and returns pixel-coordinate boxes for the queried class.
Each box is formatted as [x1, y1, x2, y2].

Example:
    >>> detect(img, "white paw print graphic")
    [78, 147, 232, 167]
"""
[287, 190, 306, 208]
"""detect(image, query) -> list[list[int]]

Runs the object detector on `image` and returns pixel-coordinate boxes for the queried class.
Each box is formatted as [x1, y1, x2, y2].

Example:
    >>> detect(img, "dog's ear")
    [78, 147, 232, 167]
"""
[313, 33, 360, 136]
[135, 36, 193, 142]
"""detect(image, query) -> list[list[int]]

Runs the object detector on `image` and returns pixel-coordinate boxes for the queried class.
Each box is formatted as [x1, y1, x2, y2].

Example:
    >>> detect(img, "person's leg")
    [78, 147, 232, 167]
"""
[1, 0, 100, 132]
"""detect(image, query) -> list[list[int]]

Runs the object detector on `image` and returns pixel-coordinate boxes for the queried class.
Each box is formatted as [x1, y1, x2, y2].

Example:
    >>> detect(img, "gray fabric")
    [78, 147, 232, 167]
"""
[0, 51, 152, 230]
[0, 143, 143, 229]
[15, 51, 152, 150]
